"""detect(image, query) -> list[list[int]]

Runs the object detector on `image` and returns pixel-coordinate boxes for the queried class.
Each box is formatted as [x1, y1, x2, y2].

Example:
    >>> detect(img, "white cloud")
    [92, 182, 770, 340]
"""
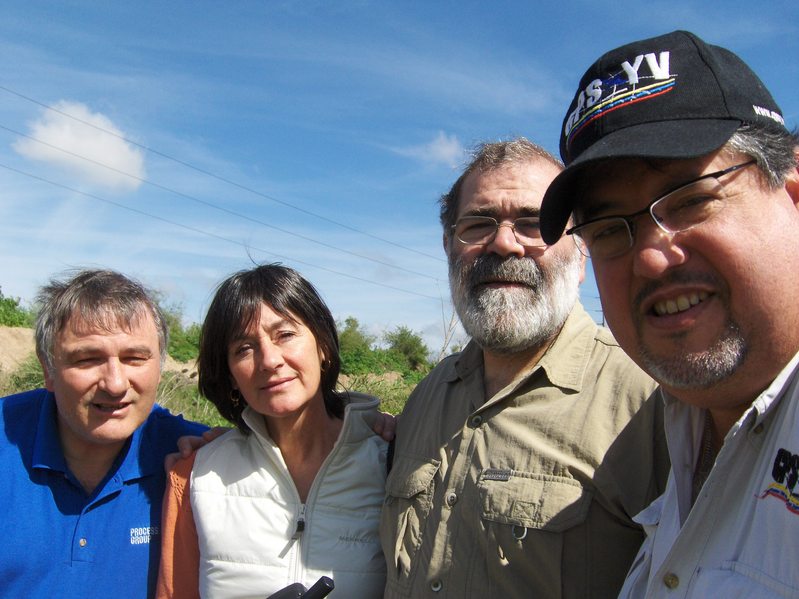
[13, 100, 145, 191]
[393, 131, 466, 168]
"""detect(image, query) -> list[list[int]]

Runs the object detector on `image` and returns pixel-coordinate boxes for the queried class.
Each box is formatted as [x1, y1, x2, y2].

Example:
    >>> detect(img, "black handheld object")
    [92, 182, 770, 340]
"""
[266, 577, 335, 599]
[266, 583, 306, 599]
[303, 576, 335, 598]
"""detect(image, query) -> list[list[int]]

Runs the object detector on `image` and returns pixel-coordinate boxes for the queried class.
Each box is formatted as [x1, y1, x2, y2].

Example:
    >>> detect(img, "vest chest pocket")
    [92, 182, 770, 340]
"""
[381, 454, 440, 585]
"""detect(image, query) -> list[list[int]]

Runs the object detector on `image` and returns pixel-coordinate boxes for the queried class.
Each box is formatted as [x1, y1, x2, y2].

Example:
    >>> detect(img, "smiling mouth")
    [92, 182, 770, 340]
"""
[265, 378, 294, 390]
[653, 291, 709, 316]
[92, 402, 130, 413]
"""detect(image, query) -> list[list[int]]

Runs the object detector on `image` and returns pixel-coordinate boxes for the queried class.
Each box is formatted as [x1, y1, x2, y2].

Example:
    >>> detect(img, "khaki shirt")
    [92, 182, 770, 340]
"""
[380, 304, 668, 598]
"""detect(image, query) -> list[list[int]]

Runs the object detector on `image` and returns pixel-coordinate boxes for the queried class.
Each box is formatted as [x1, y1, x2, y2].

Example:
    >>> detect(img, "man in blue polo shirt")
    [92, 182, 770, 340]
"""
[0, 269, 207, 598]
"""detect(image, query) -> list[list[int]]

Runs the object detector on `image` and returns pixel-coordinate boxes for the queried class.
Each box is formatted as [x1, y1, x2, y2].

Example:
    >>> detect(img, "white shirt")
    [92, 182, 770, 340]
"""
[619, 350, 799, 599]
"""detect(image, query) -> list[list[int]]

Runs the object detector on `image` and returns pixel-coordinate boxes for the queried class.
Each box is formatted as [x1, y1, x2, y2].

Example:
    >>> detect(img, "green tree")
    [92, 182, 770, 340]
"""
[384, 326, 431, 372]
[338, 317, 379, 375]
[338, 317, 374, 353]
[154, 295, 201, 363]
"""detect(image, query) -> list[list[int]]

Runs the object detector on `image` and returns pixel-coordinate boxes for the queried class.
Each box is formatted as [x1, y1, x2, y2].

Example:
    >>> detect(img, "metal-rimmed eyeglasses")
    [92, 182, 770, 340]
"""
[452, 216, 546, 247]
[566, 160, 756, 260]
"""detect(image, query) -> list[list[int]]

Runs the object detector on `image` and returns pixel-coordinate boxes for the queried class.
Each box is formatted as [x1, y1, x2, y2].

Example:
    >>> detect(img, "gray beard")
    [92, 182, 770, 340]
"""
[639, 320, 747, 389]
[449, 250, 581, 354]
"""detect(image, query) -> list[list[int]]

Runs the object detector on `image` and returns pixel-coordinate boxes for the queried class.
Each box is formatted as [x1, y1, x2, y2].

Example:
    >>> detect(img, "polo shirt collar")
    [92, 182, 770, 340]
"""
[31, 391, 68, 473]
[116, 415, 156, 482]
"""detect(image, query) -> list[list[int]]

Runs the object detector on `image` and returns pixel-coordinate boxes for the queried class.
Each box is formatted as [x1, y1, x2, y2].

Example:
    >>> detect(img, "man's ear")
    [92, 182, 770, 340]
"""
[785, 150, 799, 209]
[442, 232, 450, 255]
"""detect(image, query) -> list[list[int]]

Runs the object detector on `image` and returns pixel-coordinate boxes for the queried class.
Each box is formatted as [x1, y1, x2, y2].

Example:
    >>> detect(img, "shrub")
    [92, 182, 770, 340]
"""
[0, 289, 36, 328]
[168, 322, 201, 363]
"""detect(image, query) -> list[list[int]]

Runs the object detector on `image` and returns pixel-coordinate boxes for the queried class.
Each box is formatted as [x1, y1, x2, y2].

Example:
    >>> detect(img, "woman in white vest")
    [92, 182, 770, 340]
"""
[156, 264, 388, 598]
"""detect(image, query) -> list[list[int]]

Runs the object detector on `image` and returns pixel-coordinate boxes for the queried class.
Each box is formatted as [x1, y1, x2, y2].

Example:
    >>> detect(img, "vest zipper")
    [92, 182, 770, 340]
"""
[292, 504, 306, 540]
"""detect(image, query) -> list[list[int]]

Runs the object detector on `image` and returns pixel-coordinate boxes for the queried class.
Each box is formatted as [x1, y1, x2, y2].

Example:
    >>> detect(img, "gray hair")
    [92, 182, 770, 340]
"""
[439, 137, 563, 237]
[725, 123, 799, 188]
[35, 269, 168, 373]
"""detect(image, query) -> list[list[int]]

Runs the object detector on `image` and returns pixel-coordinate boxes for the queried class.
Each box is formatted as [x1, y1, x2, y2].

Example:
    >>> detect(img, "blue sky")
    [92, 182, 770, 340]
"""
[1, 1, 797, 354]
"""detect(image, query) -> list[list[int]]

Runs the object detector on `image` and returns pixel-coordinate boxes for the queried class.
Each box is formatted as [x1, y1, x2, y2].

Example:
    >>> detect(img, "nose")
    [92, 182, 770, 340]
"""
[485, 222, 526, 258]
[631, 220, 689, 278]
[257, 342, 284, 371]
[98, 359, 128, 396]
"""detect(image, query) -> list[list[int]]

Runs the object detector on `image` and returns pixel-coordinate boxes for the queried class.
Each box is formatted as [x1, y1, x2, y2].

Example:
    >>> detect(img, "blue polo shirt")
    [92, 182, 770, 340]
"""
[0, 388, 208, 598]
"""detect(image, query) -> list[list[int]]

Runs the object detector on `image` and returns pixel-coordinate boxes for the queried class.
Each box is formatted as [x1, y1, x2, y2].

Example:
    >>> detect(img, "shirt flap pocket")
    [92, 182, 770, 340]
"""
[478, 469, 592, 532]
[385, 455, 441, 499]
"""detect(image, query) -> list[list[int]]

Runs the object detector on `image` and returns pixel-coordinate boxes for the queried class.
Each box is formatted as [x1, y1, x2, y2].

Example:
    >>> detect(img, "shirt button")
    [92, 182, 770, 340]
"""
[79, 538, 88, 548]
[446, 492, 458, 507]
[430, 580, 442, 592]
[663, 573, 679, 589]
[470, 415, 483, 427]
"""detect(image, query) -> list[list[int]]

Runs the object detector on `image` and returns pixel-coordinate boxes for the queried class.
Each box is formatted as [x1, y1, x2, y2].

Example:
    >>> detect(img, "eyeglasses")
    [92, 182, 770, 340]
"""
[452, 216, 546, 247]
[566, 160, 756, 260]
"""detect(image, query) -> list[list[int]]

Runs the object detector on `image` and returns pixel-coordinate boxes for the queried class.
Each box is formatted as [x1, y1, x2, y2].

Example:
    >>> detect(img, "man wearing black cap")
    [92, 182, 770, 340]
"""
[541, 30, 799, 597]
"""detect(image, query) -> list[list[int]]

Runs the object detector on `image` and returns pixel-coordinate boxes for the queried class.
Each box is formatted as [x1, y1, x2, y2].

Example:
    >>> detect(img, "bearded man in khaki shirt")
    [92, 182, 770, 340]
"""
[379, 138, 668, 599]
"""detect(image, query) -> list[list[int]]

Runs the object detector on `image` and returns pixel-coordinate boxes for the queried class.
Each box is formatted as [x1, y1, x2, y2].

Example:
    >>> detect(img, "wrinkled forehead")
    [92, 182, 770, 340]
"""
[61, 304, 154, 340]
[460, 161, 562, 215]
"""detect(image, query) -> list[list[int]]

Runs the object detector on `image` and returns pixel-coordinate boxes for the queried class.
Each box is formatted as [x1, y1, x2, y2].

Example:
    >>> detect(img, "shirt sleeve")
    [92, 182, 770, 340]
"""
[155, 452, 200, 599]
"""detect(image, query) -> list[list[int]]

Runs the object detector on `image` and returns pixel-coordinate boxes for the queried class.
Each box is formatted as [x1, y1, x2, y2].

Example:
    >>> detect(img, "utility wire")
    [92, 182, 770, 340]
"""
[0, 123, 443, 283]
[0, 84, 445, 262]
[0, 160, 443, 302]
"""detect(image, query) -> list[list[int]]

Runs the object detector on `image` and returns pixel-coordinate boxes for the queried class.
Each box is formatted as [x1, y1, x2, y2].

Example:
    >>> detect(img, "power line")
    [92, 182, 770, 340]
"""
[0, 84, 445, 262]
[0, 160, 445, 302]
[0, 122, 444, 283]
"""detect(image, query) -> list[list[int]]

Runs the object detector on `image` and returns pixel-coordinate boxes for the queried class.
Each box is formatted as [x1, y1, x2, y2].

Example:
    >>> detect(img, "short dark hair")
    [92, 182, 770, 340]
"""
[198, 263, 344, 433]
[439, 137, 563, 237]
[35, 269, 167, 373]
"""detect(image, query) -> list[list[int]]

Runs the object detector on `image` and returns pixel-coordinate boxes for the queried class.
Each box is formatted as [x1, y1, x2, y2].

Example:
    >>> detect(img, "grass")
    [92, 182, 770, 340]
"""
[155, 370, 230, 428]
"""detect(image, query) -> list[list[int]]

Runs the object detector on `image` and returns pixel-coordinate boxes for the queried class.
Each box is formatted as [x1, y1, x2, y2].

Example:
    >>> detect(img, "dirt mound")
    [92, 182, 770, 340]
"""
[0, 326, 193, 375]
[0, 327, 36, 374]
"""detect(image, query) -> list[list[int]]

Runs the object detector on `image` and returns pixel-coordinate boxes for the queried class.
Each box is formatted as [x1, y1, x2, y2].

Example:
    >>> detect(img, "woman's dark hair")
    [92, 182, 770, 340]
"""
[198, 263, 344, 433]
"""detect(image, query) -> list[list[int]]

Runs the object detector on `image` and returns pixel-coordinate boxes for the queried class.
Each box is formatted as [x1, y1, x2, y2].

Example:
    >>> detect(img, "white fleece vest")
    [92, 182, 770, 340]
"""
[190, 393, 387, 598]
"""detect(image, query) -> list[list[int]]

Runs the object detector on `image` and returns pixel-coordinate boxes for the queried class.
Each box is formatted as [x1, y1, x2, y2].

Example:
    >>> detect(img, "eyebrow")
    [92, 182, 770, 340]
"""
[62, 345, 155, 360]
[232, 316, 299, 342]
[461, 205, 541, 218]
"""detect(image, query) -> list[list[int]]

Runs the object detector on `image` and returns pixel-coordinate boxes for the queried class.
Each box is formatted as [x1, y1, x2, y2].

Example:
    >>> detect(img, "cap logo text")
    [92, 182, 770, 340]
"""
[752, 105, 785, 126]
[564, 51, 674, 148]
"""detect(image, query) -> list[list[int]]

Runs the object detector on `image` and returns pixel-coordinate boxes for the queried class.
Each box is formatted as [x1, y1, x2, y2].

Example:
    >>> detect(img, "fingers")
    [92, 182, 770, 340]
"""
[374, 411, 397, 442]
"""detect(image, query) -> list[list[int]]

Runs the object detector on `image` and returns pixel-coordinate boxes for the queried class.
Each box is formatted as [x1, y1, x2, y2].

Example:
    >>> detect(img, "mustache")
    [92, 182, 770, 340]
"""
[466, 254, 542, 288]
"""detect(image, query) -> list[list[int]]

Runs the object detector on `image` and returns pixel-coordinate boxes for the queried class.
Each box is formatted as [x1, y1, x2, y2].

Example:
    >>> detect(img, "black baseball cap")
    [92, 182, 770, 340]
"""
[540, 30, 787, 245]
